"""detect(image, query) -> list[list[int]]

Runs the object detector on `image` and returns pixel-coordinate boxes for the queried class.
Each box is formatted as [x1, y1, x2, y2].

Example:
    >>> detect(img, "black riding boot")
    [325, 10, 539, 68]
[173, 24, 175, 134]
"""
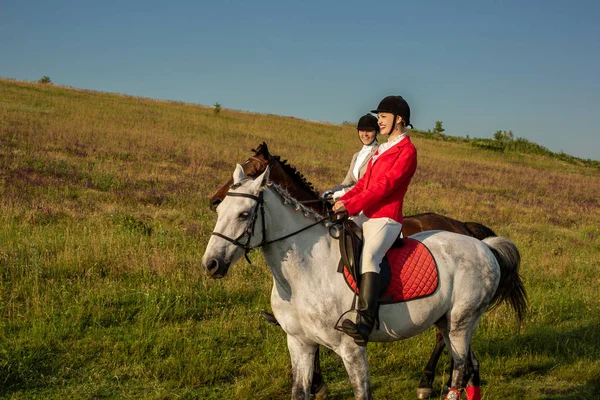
[340, 272, 380, 346]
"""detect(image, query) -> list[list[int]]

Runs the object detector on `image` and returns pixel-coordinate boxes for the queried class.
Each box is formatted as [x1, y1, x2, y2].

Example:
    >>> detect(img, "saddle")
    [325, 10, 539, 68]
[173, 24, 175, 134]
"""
[337, 218, 439, 304]
[337, 218, 402, 297]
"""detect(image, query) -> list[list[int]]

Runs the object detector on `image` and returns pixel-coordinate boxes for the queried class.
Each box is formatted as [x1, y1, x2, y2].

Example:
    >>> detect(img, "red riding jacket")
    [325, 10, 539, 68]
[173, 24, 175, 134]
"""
[340, 136, 417, 223]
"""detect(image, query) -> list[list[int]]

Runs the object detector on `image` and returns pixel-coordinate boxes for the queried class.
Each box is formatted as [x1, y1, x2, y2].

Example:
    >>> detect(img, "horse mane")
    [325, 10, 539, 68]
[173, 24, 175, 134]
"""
[252, 142, 321, 200]
[267, 183, 325, 220]
[275, 156, 320, 196]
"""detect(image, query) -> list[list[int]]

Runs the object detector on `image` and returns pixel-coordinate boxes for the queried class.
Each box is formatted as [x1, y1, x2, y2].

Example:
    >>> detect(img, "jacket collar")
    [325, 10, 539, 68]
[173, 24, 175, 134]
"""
[371, 136, 411, 164]
[356, 147, 376, 171]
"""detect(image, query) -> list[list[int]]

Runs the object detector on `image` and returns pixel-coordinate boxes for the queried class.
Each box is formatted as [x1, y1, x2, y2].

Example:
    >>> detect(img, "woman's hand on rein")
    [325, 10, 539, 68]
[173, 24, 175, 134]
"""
[332, 201, 346, 213]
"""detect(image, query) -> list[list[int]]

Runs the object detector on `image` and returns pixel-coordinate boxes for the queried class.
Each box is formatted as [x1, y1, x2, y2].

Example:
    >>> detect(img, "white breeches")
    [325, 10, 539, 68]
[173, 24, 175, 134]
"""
[351, 213, 402, 274]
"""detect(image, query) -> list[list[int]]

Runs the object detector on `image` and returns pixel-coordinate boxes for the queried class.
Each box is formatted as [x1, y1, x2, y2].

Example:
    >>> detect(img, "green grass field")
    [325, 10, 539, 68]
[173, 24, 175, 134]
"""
[1, 78, 599, 399]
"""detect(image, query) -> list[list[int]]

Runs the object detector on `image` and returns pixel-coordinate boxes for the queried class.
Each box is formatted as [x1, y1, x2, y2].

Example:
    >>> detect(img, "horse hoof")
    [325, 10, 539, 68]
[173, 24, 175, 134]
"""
[417, 387, 433, 399]
[445, 388, 462, 400]
[312, 382, 330, 400]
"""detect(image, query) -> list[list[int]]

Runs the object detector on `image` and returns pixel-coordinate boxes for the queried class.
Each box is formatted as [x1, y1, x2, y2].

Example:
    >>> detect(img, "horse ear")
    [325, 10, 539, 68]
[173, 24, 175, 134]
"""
[251, 166, 270, 191]
[233, 164, 245, 184]
[262, 142, 270, 157]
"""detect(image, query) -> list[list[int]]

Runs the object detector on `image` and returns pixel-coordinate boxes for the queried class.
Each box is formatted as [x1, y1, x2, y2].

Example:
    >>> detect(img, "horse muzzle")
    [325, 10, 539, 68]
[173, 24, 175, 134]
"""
[205, 257, 229, 279]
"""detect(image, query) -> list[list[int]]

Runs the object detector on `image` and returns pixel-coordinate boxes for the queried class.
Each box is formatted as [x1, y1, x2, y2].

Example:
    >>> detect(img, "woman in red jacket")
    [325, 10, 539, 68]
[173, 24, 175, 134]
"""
[333, 95, 418, 346]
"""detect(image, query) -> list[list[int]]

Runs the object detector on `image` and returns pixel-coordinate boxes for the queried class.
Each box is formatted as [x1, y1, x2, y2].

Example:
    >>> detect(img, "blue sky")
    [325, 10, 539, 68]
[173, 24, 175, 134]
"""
[2, 0, 599, 160]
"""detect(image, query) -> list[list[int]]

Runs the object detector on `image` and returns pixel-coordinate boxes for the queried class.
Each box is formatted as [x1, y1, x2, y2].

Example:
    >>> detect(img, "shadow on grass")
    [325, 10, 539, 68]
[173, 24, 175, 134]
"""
[475, 321, 600, 399]
[0, 338, 64, 396]
[540, 380, 600, 400]
[482, 321, 600, 364]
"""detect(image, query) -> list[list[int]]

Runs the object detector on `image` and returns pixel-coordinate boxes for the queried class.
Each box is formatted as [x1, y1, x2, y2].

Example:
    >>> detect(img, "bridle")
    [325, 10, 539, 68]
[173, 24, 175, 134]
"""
[211, 190, 266, 263]
[244, 155, 329, 208]
[245, 155, 269, 173]
[211, 187, 338, 264]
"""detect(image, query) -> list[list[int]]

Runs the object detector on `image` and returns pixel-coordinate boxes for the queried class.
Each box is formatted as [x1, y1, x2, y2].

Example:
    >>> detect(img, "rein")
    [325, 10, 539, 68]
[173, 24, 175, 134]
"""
[297, 199, 326, 204]
[211, 189, 338, 264]
[248, 156, 269, 167]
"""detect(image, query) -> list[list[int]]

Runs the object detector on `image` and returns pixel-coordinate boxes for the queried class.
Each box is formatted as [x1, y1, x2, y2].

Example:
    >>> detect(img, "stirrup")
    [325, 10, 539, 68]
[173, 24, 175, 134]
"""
[340, 319, 368, 346]
[260, 311, 280, 327]
[339, 314, 373, 346]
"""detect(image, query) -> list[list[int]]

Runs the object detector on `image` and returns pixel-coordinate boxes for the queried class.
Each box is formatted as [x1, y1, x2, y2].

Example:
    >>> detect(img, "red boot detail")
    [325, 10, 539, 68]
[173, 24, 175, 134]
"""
[466, 386, 481, 400]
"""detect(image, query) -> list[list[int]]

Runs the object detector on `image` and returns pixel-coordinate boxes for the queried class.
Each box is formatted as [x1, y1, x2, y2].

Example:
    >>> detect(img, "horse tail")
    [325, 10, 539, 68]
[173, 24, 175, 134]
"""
[464, 222, 497, 240]
[483, 237, 527, 322]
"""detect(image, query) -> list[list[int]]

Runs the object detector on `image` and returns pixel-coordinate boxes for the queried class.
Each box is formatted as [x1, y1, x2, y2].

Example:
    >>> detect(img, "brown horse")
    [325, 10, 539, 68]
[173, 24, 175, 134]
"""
[208, 142, 525, 399]
[209, 143, 497, 240]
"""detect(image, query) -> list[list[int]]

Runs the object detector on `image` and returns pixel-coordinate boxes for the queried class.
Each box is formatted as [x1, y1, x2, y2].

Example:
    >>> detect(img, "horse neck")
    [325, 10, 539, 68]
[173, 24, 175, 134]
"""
[270, 161, 325, 213]
[261, 188, 339, 294]
[210, 177, 232, 204]
[270, 162, 317, 201]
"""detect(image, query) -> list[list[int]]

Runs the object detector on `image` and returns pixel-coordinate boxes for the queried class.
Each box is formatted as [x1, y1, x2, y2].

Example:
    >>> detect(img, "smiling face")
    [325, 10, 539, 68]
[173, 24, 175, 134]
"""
[357, 129, 377, 146]
[377, 112, 403, 135]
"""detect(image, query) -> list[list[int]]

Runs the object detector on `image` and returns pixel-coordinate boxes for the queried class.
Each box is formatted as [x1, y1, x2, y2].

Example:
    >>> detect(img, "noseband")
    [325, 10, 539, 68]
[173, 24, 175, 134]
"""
[211, 191, 266, 263]
[211, 188, 337, 264]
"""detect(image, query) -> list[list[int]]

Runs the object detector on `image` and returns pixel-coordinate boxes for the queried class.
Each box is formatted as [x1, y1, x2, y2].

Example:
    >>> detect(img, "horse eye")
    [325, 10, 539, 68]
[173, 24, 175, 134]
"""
[238, 211, 250, 219]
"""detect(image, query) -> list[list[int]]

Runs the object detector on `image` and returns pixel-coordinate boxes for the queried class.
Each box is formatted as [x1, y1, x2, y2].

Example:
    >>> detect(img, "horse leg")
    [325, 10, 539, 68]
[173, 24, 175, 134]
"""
[445, 359, 468, 400]
[311, 347, 330, 399]
[338, 344, 372, 400]
[443, 358, 454, 396]
[417, 328, 446, 399]
[440, 342, 478, 396]
[465, 349, 481, 400]
[287, 335, 317, 400]
[436, 318, 472, 400]
[263, 312, 328, 398]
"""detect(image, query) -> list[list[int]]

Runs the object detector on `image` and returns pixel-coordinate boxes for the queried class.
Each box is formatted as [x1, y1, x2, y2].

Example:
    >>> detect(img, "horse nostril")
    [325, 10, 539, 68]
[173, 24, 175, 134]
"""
[206, 258, 225, 278]
[209, 198, 222, 211]
[207, 258, 219, 273]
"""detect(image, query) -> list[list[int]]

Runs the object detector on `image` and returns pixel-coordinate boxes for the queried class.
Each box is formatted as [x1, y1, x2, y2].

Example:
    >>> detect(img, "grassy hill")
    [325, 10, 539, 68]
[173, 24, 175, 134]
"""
[1, 78, 599, 399]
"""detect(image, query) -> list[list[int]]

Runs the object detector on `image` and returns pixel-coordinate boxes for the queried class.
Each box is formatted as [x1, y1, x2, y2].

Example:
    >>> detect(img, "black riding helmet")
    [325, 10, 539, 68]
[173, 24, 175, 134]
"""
[356, 114, 380, 132]
[371, 95, 413, 132]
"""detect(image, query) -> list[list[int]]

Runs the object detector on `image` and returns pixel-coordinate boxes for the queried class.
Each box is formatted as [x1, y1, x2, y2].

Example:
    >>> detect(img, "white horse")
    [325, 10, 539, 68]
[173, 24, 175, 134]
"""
[202, 166, 521, 400]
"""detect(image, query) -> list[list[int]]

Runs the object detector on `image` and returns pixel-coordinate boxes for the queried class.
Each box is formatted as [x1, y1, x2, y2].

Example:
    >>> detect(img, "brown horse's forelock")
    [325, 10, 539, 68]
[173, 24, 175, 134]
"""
[251, 143, 320, 200]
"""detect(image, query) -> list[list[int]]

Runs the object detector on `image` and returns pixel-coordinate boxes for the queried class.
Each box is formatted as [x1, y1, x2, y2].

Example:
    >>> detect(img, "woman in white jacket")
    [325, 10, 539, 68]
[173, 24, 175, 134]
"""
[322, 114, 380, 200]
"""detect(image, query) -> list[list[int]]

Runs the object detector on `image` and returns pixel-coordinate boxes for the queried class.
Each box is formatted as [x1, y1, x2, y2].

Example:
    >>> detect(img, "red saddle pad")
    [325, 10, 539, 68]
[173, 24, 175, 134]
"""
[343, 238, 439, 304]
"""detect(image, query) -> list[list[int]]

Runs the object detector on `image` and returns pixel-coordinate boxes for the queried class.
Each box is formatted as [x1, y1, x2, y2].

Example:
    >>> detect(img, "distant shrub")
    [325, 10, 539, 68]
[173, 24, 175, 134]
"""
[505, 137, 549, 155]
[471, 139, 505, 152]
[434, 121, 445, 134]
[417, 129, 448, 141]
[213, 102, 222, 115]
[494, 130, 514, 142]
[410, 127, 596, 168]
[38, 76, 52, 84]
